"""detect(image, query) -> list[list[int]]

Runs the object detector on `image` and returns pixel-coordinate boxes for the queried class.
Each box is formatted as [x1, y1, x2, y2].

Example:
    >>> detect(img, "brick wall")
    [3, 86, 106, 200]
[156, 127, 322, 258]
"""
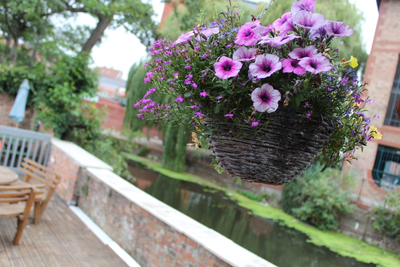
[344, 0, 400, 201]
[0, 93, 34, 130]
[47, 138, 275, 267]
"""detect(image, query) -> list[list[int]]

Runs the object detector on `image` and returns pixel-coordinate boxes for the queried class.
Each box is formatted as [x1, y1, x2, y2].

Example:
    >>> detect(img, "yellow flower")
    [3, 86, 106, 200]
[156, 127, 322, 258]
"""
[369, 126, 383, 140]
[342, 56, 358, 68]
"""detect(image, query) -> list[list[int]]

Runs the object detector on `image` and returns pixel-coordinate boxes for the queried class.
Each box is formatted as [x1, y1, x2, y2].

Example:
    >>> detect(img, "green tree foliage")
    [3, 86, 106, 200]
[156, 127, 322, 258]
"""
[161, 0, 367, 73]
[371, 190, 400, 240]
[282, 164, 356, 231]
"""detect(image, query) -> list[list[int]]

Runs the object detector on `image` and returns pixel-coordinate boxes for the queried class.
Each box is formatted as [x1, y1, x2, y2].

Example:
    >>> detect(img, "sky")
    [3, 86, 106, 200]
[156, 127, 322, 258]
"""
[71, 0, 379, 80]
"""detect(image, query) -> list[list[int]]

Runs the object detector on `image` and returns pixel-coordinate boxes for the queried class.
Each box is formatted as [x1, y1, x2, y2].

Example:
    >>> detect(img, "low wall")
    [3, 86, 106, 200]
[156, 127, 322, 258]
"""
[47, 138, 275, 267]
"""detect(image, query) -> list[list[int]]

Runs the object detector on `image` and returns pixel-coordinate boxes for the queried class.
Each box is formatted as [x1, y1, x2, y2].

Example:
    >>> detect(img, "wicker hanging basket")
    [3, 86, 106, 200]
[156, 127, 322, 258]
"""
[203, 110, 335, 185]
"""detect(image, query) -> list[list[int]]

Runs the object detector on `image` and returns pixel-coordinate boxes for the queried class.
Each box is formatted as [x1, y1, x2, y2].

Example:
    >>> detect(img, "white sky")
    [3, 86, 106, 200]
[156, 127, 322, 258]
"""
[70, 0, 379, 80]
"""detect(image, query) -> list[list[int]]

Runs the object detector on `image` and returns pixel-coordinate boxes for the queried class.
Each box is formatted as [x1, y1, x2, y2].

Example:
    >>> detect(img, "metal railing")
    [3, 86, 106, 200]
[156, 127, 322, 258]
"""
[0, 125, 52, 174]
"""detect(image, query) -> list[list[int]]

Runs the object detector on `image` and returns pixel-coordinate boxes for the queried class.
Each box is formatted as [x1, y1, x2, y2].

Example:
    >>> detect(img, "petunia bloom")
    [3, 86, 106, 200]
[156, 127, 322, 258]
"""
[235, 26, 259, 46]
[232, 47, 257, 62]
[214, 56, 243, 79]
[299, 55, 332, 74]
[174, 31, 194, 45]
[251, 83, 281, 113]
[325, 20, 354, 38]
[288, 45, 318, 60]
[309, 25, 328, 40]
[291, 0, 316, 14]
[293, 11, 325, 29]
[279, 17, 297, 36]
[259, 34, 300, 47]
[282, 59, 307, 75]
[249, 54, 282, 79]
[196, 27, 220, 41]
[272, 12, 292, 31]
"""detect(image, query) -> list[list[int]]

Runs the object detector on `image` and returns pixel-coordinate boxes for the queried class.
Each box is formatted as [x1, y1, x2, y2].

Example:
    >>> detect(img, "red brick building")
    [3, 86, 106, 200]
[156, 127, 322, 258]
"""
[345, 0, 400, 201]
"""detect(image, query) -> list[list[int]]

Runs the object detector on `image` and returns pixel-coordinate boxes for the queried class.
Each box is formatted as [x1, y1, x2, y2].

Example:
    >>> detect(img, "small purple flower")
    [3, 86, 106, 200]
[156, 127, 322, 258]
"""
[235, 26, 259, 46]
[251, 83, 281, 113]
[304, 102, 311, 108]
[184, 65, 191, 69]
[232, 47, 257, 62]
[288, 45, 318, 60]
[291, 0, 316, 14]
[234, 10, 239, 14]
[325, 20, 354, 38]
[202, 54, 209, 59]
[191, 82, 198, 89]
[174, 95, 183, 103]
[293, 11, 325, 29]
[224, 111, 234, 118]
[173, 72, 179, 76]
[214, 56, 243, 79]
[195, 111, 203, 118]
[174, 31, 194, 45]
[200, 90, 208, 97]
[374, 114, 380, 119]
[191, 103, 200, 109]
[306, 110, 312, 119]
[299, 55, 332, 74]
[249, 54, 282, 79]
[251, 121, 260, 127]
[341, 77, 349, 85]
[282, 59, 307, 75]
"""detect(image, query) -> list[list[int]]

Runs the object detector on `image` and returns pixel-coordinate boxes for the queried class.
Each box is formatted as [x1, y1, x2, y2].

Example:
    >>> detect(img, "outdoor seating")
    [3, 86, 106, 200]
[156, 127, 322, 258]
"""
[0, 184, 36, 245]
[18, 158, 61, 224]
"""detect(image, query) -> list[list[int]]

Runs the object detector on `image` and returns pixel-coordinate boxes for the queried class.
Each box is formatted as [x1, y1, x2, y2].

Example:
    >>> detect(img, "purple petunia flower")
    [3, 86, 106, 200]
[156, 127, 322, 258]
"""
[273, 12, 292, 31]
[253, 25, 272, 38]
[282, 59, 307, 75]
[288, 45, 318, 60]
[232, 47, 257, 62]
[293, 11, 325, 29]
[214, 56, 243, 79]
[291, 0, 316, 14]
[174, 31, 194, 45]
[325, 20, 354, 38]
[259, 34, 300, 47]
[251, 83, 281, 113]
[243, 20, 261, 29]
[299, 55, 332, 74]
[279, 17, 297, 36]
[234, 26, 259, 46]
[249, 54, 282, 79]
[309, 25, 328, 40]
[200, 90, 208, 97]
[196, 27, 220, 41]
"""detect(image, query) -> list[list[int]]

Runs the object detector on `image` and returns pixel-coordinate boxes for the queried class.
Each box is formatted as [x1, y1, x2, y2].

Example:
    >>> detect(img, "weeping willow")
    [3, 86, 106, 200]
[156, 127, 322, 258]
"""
[124, 61, 189, 172]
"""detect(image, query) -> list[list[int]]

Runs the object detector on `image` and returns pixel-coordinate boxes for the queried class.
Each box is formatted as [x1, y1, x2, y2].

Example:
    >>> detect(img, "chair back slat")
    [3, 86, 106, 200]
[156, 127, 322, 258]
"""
[19, 168, 55, 188]
[20, 162, 59, 185]
[0, 196, 29, 203]
[23, 158, 61, 181]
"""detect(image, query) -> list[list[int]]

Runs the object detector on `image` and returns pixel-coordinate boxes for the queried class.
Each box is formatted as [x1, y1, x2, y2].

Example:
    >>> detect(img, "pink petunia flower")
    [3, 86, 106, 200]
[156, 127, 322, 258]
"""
[273, 12, 292, 31]
[325, 20, 354, 38]
[282, 59, 307, 75]
[291, 0, 316, 14]
[232, 47, 257, 62]
[249, 54, 282, 79]
[196, 27, 220, 41]
[214, 56, 243, 79]
[299, 55, 332, 74]
[174, 31, 194, 45]
[309, 26, 328, 40]
[251, 83, 281, 113]
[293, 11, 325, 29]
[288, 45, 318, 60]
[259, 34, 300, 47]
[234, 26, 259, 46]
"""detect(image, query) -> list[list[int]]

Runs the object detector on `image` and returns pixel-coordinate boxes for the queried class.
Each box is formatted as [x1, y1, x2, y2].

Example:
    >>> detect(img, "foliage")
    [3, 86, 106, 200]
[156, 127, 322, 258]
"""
[282, 164, 356, 231]
[371, 190, 400, 240]
[134, 0, 380, 172]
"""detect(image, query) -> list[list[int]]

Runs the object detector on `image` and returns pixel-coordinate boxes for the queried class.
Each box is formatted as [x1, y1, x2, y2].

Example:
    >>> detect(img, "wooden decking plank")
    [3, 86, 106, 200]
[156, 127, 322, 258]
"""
[19, 221, 47, 267]
[0, 224, 13, 267]
[6, 218, 36, 267]
[1, 217, 25, 267]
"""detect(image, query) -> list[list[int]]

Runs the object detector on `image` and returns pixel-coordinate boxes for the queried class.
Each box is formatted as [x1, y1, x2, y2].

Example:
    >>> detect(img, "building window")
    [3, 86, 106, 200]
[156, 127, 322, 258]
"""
[372, 145, 400, 190]
[384, 55, 400, 127]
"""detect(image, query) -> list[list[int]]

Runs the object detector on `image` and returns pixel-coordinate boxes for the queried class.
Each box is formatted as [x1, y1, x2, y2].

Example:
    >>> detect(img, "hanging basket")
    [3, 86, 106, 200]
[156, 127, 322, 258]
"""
[203, 110, 335, 185]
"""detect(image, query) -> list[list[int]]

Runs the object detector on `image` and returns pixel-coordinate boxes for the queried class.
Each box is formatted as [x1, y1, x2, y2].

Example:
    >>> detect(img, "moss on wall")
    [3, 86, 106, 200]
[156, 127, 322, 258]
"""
[124, 153, 400, 267]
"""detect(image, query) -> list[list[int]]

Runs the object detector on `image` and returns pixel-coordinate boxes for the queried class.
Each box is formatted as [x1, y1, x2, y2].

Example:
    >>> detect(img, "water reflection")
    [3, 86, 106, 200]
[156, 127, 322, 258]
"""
[129, 164, 375, 267]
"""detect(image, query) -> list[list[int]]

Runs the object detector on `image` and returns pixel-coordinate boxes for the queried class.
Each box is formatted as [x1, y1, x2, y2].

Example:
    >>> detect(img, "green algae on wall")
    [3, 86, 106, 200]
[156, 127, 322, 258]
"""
[124, 153, 400, 267]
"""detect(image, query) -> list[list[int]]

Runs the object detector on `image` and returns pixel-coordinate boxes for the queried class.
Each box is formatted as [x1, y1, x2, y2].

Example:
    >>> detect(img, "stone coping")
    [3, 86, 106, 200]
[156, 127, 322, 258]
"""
[51, 138, 113, 171]
[86, 167, 276, 267]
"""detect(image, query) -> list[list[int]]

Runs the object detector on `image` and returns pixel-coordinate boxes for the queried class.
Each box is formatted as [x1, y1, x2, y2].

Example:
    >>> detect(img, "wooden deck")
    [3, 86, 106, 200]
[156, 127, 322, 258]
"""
[0, 196, 128, 267]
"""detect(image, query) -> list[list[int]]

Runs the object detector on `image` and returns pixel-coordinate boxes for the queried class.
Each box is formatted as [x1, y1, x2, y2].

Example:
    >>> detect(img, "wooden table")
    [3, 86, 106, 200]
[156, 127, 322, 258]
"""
[0, 166, 19, 185]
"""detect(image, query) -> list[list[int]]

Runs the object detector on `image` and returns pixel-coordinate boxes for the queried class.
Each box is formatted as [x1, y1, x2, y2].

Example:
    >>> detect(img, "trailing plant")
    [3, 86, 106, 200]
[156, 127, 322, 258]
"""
[237, 189, 269, 202]
[282, 164, 356, 231]
[134, 0, 380, 173]
[371, 190, 400, 240]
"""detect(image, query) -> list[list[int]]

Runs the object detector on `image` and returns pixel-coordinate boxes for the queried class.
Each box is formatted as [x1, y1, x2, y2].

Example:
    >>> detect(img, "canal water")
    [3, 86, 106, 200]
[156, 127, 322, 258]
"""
[128, 162, 375, 267]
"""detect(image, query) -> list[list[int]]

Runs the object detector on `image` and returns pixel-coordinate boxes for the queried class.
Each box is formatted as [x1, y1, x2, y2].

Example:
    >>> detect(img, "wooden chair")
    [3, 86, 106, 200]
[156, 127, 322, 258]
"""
[0, 185, 36, 245]
[18, 158, 61, 224]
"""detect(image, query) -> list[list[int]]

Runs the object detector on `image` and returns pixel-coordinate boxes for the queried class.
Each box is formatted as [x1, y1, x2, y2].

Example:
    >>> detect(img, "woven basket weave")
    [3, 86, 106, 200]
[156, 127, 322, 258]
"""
[204, 111, 335, 185]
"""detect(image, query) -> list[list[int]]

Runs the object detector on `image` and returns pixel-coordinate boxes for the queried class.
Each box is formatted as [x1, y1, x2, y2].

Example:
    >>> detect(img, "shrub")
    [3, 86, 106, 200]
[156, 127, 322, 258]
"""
[282, 164, 355, 231]
[371, 190, 400, 239]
